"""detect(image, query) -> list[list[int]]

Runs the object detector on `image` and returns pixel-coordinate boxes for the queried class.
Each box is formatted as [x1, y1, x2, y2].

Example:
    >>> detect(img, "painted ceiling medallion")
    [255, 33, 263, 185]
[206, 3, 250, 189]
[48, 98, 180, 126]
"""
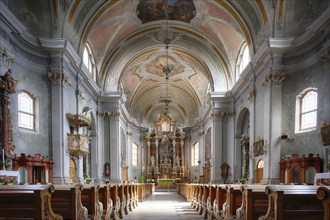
[137, 0, 196, 24]
[135, 52, 195, 82]
[146, 55, 183, 78]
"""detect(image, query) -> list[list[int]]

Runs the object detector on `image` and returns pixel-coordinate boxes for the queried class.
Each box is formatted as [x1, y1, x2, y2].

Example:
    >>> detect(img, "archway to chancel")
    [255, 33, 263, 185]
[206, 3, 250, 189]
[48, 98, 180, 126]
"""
[235, 108, 250, 183]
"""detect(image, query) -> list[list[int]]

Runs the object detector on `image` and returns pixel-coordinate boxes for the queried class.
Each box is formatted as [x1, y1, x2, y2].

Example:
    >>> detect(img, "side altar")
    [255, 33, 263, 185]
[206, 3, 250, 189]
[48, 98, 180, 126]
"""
[145, 109, 186, 183]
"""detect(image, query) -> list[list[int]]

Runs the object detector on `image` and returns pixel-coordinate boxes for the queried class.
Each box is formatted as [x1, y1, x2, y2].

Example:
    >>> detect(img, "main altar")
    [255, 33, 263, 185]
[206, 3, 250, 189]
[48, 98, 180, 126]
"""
[145, 109, 186, 183]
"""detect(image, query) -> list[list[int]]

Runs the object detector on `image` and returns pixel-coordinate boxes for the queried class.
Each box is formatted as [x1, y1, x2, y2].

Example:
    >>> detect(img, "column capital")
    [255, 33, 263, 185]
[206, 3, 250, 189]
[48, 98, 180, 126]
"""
[263, 71, 286, 86]
[247, 89, 256, 102]
[212, 111, 225, 120]
[226, 112, 235, 119]
[97, 111, 120, 119]
[48, 72, 71, 86]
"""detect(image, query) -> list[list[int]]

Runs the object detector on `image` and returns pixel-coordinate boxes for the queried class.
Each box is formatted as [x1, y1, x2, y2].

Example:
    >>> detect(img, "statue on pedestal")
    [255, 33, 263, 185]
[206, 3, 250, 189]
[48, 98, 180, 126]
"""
[175, 155, 180, 167]
[150, 155, 155, 167]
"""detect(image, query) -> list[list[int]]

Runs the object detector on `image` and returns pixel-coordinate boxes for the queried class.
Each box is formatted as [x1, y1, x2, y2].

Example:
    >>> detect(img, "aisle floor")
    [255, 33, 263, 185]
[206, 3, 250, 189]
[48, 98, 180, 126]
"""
[122, 192, 204, 220]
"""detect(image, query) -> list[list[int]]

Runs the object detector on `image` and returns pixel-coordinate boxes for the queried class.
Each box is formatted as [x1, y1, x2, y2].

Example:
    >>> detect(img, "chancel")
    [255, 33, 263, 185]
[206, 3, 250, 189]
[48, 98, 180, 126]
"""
[0, 0, 330, 219]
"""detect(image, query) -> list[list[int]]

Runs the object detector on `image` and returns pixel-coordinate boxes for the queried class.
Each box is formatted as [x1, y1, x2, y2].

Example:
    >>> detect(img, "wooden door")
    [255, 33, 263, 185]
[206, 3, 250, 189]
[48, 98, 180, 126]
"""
[256, 160, 264, 183]
[69, 158, 77, 183]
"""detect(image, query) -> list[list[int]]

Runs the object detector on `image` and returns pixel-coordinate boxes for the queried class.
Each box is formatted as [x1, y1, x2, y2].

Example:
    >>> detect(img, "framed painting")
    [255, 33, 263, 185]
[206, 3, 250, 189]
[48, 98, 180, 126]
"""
[321, 122, 330, 146]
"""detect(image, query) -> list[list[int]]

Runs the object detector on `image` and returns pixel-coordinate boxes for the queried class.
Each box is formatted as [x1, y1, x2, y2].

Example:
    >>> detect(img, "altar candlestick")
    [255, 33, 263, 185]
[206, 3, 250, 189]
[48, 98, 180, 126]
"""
[2, 148, 4, 164]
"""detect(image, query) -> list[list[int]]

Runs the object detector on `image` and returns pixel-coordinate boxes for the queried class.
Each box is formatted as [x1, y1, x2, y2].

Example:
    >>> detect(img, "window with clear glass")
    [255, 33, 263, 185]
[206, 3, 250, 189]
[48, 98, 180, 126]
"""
[295, 88, 317, 133]
[191, 142, 199, 166]
[301, 90, 317, 130]
[132, 143, 138, 166]
[236, 43, 250, 80]
[18, 92, 35, 130]
[83, 43, 97, 81]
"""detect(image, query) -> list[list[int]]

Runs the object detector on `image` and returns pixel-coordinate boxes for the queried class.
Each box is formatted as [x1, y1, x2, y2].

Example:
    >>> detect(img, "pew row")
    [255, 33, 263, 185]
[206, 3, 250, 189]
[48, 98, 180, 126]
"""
[176, 183, 192, 201]
[52, 184, 88, 220]
[222, 184, 243, 220]
[236, 184, 268, 220]
[110, 184, 121, 220]
[258, 185, 324, 220]
[137, 183, 154, 202]
[81, 184, 103, 220]
[99, 184, 113, 220]
[210, 184, 227, 220]
[0, 184, 62, 220]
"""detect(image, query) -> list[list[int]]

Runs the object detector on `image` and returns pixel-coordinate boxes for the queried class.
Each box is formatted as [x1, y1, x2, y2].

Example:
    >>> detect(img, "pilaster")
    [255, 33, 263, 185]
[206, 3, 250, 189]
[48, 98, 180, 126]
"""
[210, 111, 224, 184]
[48, 72, 72, 184]
[109, 111, 122, 183]
[226, 112, 235, 183]
[262, 71, 285, 183]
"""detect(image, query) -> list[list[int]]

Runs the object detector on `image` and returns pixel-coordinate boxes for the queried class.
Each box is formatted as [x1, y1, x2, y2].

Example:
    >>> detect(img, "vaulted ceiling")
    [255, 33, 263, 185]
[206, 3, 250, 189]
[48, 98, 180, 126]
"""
[4, 0, 327, 127]
[81, 0, 254, 126]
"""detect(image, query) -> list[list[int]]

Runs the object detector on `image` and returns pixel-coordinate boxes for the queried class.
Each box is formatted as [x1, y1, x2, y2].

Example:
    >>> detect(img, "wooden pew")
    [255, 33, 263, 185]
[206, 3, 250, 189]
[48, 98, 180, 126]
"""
[201, 184, 210, 216]
[128, 183, 136, 210]
[137, 183, 154, 202]
[211, 184, 227, 220]
[191, 184, 198, 208]
[176, 183, 192, 201]
[258, 185, 323, 220]
[117, 184, 127, 218]
[0, 184, 62, 219]
[316, 186, 330, 220]
[109, 184, 120, 220]
[52, 184, 88, 220]
[81, 184, 103, 220]
[205, 184, 217, 219]
[123, 183, 131, 213]
[236, 184, 268, 220]
[222, 184, 242, 220]
[134, 183, 138, 207]
[196, 184, 204, 211]
[99, 184, 113, 220]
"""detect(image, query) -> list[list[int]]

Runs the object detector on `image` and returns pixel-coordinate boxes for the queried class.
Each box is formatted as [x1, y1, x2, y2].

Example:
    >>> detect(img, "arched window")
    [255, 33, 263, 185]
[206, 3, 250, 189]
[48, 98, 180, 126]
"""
[191, 142, 199, 166]
[236, 43, 250, 80]
[295, 88, 318, 132]
[83, 43, 97, 81]
[132, 143, 138, 166]
[18, 92, 35, 130]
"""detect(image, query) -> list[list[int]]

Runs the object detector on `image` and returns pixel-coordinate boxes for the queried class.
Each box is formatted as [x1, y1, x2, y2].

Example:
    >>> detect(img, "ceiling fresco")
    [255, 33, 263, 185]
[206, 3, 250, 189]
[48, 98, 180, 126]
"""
[137, 0, 196, 23]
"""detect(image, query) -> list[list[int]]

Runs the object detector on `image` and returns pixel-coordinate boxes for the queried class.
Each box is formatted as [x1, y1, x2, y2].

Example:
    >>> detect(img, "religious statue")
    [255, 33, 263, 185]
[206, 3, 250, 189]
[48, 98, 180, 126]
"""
[104, 163, 110, 177]
[175, 155, 180, 166]
[150, 155, 155, 167]
[0, 69, 17, 93]
[221, 163, 230, 184]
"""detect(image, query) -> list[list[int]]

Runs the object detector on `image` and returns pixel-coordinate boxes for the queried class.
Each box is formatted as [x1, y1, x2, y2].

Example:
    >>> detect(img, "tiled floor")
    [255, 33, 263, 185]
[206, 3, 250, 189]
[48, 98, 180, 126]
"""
[122, 192, 204, 220]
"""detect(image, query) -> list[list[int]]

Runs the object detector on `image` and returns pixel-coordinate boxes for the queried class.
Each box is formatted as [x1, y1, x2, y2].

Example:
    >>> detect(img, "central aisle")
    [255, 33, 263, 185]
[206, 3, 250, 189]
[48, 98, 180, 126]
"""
[122, 192, 204, 220]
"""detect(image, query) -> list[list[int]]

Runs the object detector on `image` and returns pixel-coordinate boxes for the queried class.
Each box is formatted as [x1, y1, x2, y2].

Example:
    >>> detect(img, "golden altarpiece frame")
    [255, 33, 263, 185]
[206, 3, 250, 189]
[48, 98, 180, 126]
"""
[145, 110, 185, 182]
